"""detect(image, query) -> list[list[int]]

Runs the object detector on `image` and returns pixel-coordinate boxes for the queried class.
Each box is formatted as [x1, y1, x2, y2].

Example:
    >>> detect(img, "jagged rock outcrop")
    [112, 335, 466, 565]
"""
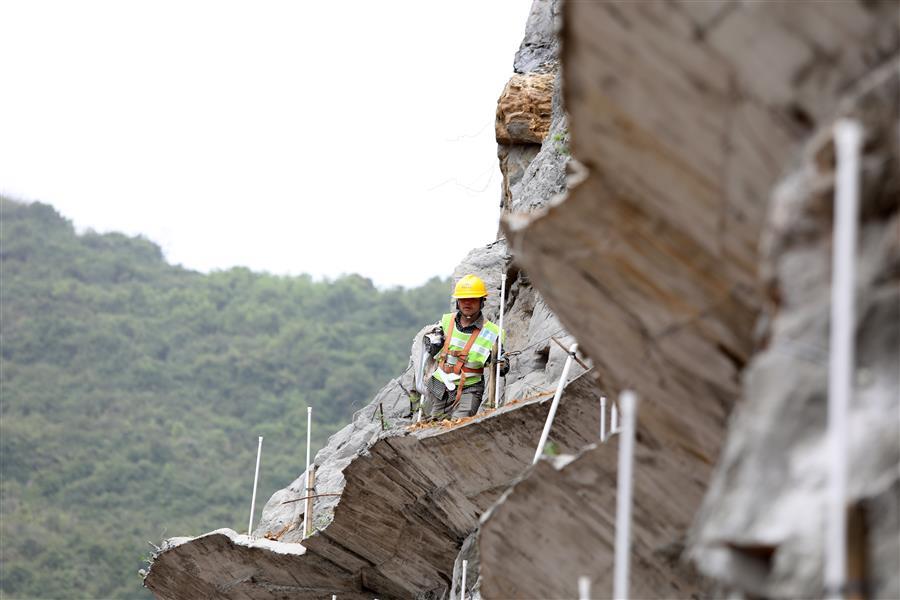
[690, 62, 899, 598]
[512, 0, 559, 75]
[145, 371, 600, 599]
[496, 0, 561, 214]
[141, 1, 572, 597]
[496, 73, 554, 210]
[145, 236, 592, 598]
[495, 73, 553, 146]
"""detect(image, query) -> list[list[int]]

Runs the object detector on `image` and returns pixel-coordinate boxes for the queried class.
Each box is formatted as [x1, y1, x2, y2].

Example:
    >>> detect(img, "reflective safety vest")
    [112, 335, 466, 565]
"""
[432, 312, 503, 388]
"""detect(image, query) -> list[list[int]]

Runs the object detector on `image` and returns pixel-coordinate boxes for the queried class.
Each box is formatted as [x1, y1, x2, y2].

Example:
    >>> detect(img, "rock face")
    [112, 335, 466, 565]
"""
[690, 63, 899, 598]
[144, 371, 602, 599]
[145, 216, 593, 596]
[489, 0, 898, 597]
[145, 1, 899, 598]
[512, 0, 559, 75]
[478, 439, 709, 600]
[496, 0, 562, 214]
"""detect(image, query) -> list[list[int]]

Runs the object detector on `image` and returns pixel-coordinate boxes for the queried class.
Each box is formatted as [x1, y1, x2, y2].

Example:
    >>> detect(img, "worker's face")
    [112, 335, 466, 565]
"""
[457, 297, 481, 317]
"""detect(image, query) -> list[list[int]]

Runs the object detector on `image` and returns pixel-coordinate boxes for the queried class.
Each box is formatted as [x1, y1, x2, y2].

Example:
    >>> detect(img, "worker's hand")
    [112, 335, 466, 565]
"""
[422, 326, 444, 356]
[497, 354, 510, 377]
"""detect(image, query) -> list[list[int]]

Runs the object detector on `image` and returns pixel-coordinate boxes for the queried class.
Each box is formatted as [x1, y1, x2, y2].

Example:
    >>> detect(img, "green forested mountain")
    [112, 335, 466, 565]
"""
[0, 197, 450, 599]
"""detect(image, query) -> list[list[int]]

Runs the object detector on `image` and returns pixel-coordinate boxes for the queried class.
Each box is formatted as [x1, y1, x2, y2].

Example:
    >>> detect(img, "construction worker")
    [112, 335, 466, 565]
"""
[422, 274, 508, 421]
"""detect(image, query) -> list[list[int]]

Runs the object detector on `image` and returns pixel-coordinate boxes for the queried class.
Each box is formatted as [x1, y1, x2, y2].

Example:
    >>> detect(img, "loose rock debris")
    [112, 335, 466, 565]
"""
[405, 392, 550, 432]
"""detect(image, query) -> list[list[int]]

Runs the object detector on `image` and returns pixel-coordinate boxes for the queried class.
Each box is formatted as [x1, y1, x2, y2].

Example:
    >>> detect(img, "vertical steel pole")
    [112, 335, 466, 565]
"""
[302, 407, 313, 538]
[600, 396, 607, 442]
[304, 467, 316, 537]
[578, 575, 591, 600]
[416, 346, 428, 422]
[825, 119, 862, 599]
[248, 436, 263, 536]
[460, 559, 468, 600]
[533, 343, 578, 464]
[494, 273, 506, 408]
[613, 391, 638, 600]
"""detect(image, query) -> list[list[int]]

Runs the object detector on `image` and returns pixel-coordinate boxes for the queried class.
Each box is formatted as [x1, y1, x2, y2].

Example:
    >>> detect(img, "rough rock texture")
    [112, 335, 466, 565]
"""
[512, 0, 560, 75]
[690, 63, 900, 599]
[497, 0, 563, 214]
[479, 440, 709, 600]
[506, 71, 568, 215]
[144, 371, 602, 599]
[491, 0, 899, 597]
[146, 140, 591, 600]
[495, 73, 554, 146]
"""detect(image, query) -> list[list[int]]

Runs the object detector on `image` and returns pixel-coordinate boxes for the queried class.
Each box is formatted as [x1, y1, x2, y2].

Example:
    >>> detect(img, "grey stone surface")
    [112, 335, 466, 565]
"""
[142, 1, 588, 597]
[144, 372, 605, 599]
[513, 0, 561, 75]
[690, 62, 900, 598]
[478, 436, 711, 599]
[506, 67, 568, 215]
[447, 530, 481, 600]
[496, 1, 897, 597]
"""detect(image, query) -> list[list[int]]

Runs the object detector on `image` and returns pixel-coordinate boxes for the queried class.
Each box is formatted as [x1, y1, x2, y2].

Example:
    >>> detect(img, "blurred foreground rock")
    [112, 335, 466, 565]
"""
[496, 0, 898, 597]
[690, 62, 899, 599]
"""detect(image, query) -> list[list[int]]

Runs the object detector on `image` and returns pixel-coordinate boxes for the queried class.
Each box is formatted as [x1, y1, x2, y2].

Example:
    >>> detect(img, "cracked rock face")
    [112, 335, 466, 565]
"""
[145, 220, 593, 598]
[497, 0, 566, 216]
[493, 0, 897, 597]
[512, 0, 560, 75]
[690, 64, 900, 599]
[144, 372, 603, 599]
[478, 438, 710, 599]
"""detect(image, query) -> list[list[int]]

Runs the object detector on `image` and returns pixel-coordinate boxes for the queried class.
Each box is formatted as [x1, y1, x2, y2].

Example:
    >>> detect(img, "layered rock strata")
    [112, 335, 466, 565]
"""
[141, 0, 595, 596]
[477, 440, 709, 600]
[486, 0, 898, 597]
[144, 370, 600, 599]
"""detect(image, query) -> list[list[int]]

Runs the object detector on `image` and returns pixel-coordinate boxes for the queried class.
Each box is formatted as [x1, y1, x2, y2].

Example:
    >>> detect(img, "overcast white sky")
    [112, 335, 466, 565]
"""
[0, 0, 533, 288]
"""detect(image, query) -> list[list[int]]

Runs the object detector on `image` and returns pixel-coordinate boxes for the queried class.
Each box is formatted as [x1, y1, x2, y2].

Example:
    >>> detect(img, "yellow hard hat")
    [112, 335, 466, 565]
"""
[452, 274, 488, 298]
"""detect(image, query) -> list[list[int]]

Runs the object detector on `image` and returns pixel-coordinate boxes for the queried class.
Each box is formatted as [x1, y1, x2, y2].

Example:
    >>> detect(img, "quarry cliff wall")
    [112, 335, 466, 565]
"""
[144, 1, 899, 598]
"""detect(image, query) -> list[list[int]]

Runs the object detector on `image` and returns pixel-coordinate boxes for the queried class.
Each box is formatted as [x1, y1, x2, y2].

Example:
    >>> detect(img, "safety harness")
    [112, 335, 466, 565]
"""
[437, 312, 483, 404]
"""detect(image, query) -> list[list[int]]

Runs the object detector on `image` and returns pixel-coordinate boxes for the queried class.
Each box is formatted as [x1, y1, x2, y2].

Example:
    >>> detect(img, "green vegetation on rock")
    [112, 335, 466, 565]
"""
[0, 197, 450, 599]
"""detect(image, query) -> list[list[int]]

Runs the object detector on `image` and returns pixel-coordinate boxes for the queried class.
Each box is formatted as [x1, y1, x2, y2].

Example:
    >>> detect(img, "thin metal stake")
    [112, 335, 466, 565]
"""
[613, 391, 638, 600]
[304, 467, 316, 537]
[825, 119, 862, 599]
[533, 343, 579, 464]
[611, 401, 619, 436]
[600, 396, 607, 442]
[302, 407, 313, 538]
[248, 436, 263, 536]
[416, 345, 428, 422]
[578, 575, 591, 600]
[494, 273, 506, 408]
[460, 559, 468, 600]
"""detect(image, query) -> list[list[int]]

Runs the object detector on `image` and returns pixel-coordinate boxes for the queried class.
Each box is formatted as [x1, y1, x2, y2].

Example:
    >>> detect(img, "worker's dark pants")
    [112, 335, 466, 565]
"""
[425, 377, 485, 420]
